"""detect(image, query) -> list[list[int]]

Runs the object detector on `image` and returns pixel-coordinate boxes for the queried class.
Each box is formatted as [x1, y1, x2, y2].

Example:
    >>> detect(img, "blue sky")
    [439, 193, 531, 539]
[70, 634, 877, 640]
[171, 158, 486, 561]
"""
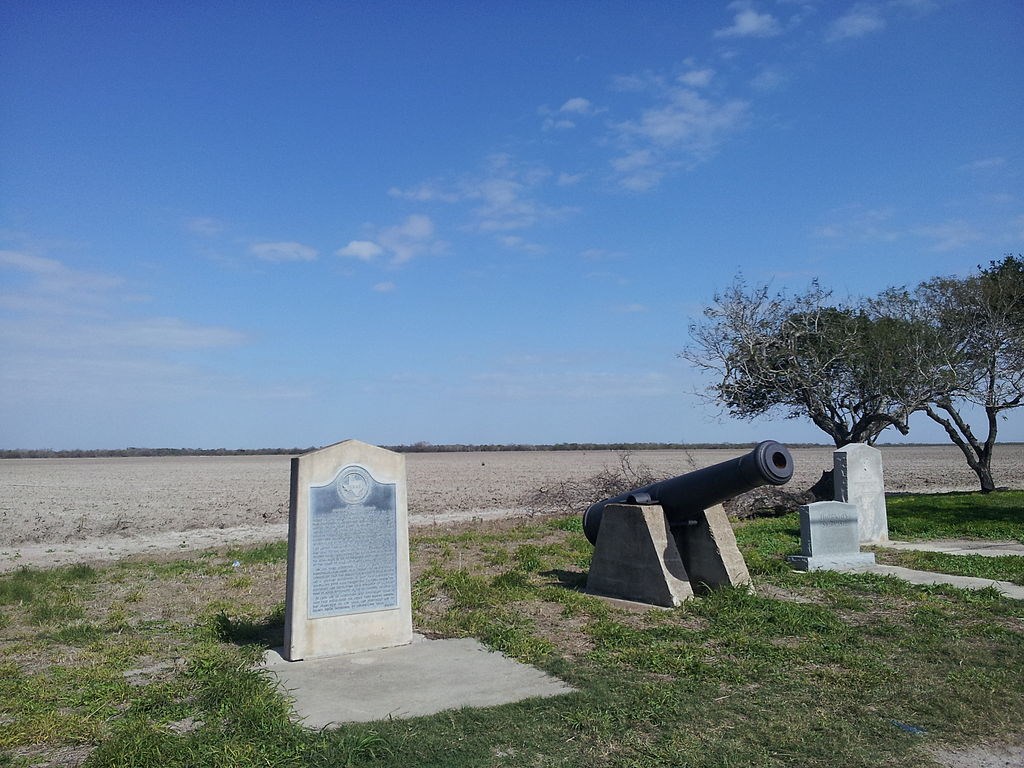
[2, 1, 1022, 449]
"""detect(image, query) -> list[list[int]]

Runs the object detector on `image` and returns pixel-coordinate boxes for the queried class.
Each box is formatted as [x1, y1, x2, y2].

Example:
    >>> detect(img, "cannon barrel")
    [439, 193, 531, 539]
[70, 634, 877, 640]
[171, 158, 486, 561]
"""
[582, 440, 794, 545]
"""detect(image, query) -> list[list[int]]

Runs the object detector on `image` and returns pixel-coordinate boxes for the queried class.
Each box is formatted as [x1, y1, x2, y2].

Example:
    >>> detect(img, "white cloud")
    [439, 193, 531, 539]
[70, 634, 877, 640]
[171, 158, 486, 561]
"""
[0, 249, 124, 309]
[604, 62, 750, 191]
[389, 213, 434, 240]
[630, 91, 748, 148]
[374, 215, 442, 266]
[185, 217, 226, 237]
[373, 281, 396, 293]
[4, 317, 246, 351]
[498, 235, 546, 254]
[611, 149, 656, 173]
[827, 4, 886, 41]
[557, 172, 585, 186]
[337, 240, 384, 261]
[390, 156, 575, 233]
[813, 205, 901, 242]
[913, 220, 984, 252]
[249, 241, 318, 262]
[750, 67, 787, 92]
[559, 97, 593, 114]
[0, 243, 250, 421]
[610, 73, 655, 93]
[611, 151, 660, 191]
[388, 182, 461, 203]
[0, 249, 62, 274]
[678, 68, 715, 88]
[714, 7, 783, 38]
[814, 206, 997, 253]
[543, 117, 576, 130]
[959, 157, 1006, 172]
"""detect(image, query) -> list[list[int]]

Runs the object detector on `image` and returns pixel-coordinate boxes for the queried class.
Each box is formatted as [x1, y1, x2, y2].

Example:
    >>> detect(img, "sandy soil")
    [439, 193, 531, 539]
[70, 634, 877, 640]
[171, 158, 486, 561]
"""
[1, 445, 1022, 571]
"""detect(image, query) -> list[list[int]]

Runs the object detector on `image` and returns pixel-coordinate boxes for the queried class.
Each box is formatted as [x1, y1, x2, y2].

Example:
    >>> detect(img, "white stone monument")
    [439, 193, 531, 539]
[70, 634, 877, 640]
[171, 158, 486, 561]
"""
[834, 443, 889, 544]
[283, 440, 413, 660]
[788, 501, 876, 571]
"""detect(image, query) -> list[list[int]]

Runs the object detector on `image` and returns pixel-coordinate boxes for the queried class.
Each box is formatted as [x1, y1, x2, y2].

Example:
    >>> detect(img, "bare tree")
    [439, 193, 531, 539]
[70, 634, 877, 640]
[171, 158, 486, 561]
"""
[903, 256, 1024, 492]
[682, 278, 936, 447]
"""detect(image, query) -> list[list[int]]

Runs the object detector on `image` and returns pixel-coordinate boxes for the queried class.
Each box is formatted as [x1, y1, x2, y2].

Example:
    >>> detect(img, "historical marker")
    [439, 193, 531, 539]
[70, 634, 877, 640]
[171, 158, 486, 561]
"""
[283, 440, 413, 660]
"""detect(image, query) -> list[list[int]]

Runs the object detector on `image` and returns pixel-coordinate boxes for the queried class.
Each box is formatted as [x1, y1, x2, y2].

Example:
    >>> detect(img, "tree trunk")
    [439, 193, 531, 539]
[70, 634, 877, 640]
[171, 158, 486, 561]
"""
[923, 401, 997, 493]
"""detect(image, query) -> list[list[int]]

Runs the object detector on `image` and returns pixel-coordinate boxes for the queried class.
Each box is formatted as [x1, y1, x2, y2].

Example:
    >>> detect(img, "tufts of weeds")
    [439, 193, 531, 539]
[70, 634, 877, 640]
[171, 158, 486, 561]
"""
[733, 514, 802, 575]
[48, 620, 108, 646]
[224, 540, 289, 566]
[549, 515, 584, 533]
[0, 570, 39, 605]
[200, 603, 286, 647]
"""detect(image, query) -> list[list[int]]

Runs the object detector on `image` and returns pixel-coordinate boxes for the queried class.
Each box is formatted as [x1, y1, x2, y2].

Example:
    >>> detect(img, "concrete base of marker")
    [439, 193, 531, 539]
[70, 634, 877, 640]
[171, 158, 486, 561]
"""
[262, 637, 574, 726]
[788, 552, 876, 571]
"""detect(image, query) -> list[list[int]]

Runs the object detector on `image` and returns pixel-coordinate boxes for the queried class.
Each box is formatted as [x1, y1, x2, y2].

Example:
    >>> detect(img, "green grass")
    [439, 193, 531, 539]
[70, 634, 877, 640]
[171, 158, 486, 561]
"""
[875, 550, 1024, 585]
[887, 490, 1024, 541]
[2, 492, 1023, 767]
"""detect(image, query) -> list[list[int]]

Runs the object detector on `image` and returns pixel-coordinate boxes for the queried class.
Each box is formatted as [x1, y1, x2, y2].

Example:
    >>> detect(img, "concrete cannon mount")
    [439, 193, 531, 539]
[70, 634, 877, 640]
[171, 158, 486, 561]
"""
[262, 636, 575, 727]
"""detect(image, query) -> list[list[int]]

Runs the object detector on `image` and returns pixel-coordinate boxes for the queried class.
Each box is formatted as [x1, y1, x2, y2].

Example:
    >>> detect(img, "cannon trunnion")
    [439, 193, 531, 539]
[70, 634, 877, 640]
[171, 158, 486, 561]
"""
[582, 440, 794, 545]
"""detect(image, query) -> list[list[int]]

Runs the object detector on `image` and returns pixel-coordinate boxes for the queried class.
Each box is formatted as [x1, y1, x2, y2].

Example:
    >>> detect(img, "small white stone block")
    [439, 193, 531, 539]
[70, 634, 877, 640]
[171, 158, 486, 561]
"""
[788, 500, 876, 572]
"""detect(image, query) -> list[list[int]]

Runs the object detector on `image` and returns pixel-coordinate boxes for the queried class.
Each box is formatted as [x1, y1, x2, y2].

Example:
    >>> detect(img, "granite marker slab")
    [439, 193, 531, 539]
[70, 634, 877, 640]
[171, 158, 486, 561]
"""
[834, 443, 889, 544]
[283, 440, 412, 660]
[788, 501, 875, 571]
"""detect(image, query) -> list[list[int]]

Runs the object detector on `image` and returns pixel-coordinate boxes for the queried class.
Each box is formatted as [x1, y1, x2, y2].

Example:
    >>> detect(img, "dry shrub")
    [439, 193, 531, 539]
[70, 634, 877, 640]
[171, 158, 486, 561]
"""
[527, 452, 825, 520]
[722, 485, 813, 519]
[723, 470, 836, 519]
[526, 452, 660, 515]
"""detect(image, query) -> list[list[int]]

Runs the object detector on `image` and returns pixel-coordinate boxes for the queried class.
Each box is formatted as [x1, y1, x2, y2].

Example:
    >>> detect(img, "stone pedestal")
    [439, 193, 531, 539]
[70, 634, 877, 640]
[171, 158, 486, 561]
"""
[585, 504, 694, 607]
[283, 440, 413, 660]
[788, 501, 876, 571]
[834, 443, 889, 544]
[585, 503, 752, 606]
[677, 503, 752, 593]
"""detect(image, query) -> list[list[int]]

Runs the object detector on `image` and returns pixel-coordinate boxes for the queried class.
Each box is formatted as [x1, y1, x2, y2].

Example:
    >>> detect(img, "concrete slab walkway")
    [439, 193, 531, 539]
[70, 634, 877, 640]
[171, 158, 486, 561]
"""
[885, 539, 1024, 558]
[262, 636, 574, 727]
[833, 562, 1024, 600]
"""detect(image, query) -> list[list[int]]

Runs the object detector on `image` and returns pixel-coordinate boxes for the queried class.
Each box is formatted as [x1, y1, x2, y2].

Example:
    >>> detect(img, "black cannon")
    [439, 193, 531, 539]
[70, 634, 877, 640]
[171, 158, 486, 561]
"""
[582, 440, 794, 545]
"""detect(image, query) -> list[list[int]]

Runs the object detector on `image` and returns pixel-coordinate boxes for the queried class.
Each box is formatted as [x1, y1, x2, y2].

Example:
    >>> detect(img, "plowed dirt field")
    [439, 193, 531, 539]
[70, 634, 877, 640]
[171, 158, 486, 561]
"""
[2, 445, 1021, 570]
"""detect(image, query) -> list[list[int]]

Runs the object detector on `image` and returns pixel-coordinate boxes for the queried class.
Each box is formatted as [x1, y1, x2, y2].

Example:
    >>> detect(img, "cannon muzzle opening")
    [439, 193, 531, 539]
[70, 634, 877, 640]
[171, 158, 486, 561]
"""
[582, 440, 794, 545]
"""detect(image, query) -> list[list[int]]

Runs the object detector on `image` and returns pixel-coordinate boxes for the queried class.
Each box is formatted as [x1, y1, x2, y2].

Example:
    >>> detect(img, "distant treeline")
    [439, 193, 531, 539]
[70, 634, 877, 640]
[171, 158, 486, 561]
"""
[0, 447, 316, 459]
[3, 442, 783, 459]
[3, 441, 1000, 459]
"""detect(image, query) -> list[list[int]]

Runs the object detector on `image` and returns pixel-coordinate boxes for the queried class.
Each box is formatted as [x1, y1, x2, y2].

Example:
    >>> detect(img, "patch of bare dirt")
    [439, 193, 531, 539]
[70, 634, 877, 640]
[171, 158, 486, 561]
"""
[930, 738, 1024, 768]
